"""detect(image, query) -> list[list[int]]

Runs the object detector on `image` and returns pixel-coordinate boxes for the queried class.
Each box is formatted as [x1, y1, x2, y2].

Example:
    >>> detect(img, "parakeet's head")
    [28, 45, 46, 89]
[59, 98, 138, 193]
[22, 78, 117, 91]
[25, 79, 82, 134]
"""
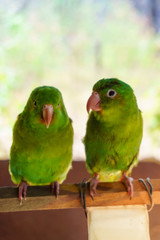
[87, 78, 139, 123]
[23, 86, 69, 131]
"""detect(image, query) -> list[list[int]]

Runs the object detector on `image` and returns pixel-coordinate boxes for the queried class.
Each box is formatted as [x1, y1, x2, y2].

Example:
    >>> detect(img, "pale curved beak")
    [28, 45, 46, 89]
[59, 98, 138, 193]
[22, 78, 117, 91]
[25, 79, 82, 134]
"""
[42, 104, 54, 128]
[86, 91, 101, 114]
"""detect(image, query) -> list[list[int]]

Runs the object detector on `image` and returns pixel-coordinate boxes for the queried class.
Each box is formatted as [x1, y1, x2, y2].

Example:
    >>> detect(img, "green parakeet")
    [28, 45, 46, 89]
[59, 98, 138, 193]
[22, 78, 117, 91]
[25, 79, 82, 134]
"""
[84, 78, 143, 199]
[9, 86, 73, 203]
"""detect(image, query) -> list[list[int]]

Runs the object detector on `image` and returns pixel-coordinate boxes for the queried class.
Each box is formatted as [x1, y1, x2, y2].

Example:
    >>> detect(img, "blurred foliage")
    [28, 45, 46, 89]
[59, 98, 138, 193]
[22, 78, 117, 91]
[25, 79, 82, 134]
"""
[0, 0, 160, 159]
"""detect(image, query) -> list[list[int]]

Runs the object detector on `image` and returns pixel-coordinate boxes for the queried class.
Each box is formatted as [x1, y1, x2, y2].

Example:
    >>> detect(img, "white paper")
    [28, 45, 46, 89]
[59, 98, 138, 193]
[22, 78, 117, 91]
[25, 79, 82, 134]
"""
[87, 205, 150, 240]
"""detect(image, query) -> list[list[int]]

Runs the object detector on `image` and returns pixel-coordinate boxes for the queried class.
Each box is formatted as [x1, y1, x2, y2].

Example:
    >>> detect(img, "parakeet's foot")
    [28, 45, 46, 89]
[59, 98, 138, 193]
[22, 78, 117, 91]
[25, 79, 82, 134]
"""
[121, 173, 133, 199]
[51, 181, 60, 198]
[139, 178, 154, 212]
[19, 181, 28, 205]
[79, 178, 88, 217]
[90, 173, 100, 200]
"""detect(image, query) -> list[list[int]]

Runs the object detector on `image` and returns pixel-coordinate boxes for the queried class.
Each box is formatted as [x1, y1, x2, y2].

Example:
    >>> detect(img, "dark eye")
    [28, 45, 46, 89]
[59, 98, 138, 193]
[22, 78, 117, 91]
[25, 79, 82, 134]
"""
[57, 103, 60, 108]
[107, 89, 117, 98]
[34, 101, 37, 107]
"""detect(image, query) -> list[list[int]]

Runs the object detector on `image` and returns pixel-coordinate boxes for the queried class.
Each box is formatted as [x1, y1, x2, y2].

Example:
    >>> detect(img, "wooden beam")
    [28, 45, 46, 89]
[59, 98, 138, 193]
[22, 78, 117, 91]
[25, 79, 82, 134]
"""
[0, 179, 160, 212]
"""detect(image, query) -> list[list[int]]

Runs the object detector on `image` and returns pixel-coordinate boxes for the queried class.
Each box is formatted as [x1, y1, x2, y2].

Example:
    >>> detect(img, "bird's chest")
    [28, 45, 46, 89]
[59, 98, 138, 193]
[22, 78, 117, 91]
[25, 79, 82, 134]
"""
[19, 131, 66, 159]
[90, 128, 132, 169]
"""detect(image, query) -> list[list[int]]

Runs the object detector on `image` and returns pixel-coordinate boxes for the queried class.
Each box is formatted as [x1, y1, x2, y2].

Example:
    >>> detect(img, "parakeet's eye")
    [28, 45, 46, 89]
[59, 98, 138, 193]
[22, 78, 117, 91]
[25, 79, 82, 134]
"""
[57, 103, 60, 108]
[34, 101, 37, 107]
[107, 89, 117, 98]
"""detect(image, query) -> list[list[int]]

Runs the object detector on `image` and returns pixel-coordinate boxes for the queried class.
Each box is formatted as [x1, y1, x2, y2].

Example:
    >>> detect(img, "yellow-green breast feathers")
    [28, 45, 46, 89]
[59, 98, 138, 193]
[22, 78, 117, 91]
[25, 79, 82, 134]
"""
[9, 86, 73, 185]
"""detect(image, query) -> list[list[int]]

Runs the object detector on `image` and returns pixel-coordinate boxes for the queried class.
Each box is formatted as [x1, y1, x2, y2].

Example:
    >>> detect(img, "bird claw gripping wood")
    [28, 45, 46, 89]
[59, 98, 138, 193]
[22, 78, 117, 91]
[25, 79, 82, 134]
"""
[79, 178, 88, 218]
[139, 178, 154, 212]
[51, 181, 60, 198]
[19, 181, 28, 205]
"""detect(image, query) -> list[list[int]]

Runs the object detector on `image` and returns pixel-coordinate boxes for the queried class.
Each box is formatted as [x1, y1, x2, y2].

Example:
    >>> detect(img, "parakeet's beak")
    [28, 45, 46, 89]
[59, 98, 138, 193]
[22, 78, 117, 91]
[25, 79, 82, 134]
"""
[87, 91, 101, 113]
[42, 104, 54, 128]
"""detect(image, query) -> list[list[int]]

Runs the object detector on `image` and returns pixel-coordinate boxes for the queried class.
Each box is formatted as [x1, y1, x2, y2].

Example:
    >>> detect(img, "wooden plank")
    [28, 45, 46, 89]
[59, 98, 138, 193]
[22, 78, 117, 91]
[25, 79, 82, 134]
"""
[0, 179, 160, 212]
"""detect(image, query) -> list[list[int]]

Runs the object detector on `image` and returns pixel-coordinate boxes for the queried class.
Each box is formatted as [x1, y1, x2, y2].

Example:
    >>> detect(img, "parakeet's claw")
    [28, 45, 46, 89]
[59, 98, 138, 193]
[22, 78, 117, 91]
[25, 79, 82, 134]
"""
[89, 173, 99, 200]
[19, 181, 28, 205]
[121, 174, 133, 199]
[51, 181, 60, 198]
[79, 178, 85, 209]
[79, 178, 88, 217]
[139, 178, 154, 212]
[90, 186, 96, 200]
[54, 181, 60, 198]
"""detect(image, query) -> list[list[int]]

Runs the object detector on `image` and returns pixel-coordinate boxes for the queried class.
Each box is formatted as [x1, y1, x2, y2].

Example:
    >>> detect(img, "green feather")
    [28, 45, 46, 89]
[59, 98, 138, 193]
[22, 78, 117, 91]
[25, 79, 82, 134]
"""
[84, 78, 143, 181]
[9, 86, 73, 185]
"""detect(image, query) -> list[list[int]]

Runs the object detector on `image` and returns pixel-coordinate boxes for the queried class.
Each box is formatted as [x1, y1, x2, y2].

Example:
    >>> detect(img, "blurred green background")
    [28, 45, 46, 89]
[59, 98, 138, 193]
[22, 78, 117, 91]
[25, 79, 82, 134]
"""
[0, 0, 160, 160]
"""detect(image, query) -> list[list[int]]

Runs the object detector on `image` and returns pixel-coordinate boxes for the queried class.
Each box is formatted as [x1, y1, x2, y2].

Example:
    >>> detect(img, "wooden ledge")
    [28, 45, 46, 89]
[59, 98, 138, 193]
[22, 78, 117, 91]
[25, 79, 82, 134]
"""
[0, 179, 160, 212]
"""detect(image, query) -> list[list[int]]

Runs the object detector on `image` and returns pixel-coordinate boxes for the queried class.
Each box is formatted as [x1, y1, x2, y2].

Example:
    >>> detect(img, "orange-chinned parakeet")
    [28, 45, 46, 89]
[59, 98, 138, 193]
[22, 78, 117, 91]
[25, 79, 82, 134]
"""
[9, 86, 73, 203]
[84, 78, 143, 199]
